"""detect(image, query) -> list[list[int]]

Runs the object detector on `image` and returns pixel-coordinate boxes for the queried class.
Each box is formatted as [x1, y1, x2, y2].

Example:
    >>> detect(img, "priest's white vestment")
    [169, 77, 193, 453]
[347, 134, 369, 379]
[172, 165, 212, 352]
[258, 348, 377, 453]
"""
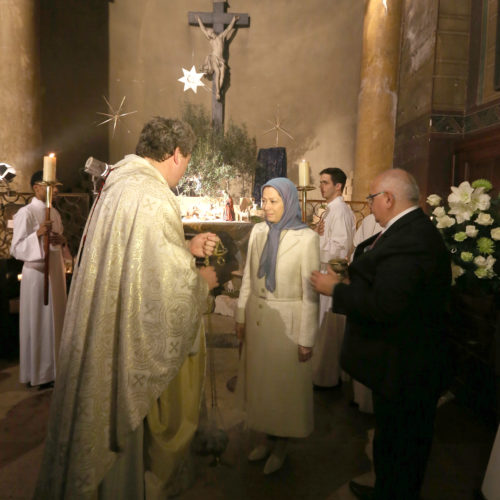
[312, 196, 355, 387]
[34, 155, 209, 500]
[10, 197, 67, 386]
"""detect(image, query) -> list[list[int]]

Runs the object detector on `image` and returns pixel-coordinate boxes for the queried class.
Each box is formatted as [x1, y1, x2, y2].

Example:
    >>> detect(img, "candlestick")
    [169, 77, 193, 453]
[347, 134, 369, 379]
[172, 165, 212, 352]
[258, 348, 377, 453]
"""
[43, 153, 57, 183]
[298, 159, 310, 187]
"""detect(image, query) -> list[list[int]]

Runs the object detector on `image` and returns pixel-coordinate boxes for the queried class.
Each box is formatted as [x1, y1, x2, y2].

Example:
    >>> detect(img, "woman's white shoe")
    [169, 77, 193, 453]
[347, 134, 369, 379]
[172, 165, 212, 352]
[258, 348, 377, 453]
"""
[247, 444, 271, 462]
[263, 440, 288, 474]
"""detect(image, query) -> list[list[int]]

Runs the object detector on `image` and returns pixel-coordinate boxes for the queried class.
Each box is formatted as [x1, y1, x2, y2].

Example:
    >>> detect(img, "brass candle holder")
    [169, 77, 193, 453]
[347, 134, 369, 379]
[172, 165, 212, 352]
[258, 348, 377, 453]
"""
[296, 185, 315, 223]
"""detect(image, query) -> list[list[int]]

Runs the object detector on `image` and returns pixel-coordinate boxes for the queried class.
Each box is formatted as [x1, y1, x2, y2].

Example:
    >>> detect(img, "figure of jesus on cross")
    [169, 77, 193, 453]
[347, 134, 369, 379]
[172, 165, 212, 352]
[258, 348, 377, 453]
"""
[197, 15, 238, 100]
[189, 2, 249, 130]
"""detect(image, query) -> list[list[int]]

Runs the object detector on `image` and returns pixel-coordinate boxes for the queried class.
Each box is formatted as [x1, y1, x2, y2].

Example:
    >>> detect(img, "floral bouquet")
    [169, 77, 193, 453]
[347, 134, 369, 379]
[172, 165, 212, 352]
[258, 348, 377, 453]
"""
[427, 179, 500, 295]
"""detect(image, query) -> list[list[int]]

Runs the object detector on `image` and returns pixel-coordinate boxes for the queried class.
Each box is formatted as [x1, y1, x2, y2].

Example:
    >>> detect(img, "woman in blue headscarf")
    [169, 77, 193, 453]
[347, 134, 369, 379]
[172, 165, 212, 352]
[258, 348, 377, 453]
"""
[235, 177, 320, 474]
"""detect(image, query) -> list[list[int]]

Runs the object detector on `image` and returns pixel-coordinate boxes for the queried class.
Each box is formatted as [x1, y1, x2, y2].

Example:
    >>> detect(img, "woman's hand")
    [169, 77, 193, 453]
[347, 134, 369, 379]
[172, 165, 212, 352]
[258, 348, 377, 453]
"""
[235, 322, 245, 342]
[298, 345, 312, 362]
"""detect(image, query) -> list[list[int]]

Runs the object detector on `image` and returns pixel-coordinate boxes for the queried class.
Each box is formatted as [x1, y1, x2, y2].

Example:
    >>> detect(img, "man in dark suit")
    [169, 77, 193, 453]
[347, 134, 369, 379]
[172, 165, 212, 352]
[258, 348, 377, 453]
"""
[311, 169, 451, 500]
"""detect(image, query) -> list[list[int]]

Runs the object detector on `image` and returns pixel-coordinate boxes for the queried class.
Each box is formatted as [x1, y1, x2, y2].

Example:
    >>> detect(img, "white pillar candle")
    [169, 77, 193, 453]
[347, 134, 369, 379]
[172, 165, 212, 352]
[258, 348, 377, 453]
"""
[43, 153, 57, 182]
[298, 159, 310, 187]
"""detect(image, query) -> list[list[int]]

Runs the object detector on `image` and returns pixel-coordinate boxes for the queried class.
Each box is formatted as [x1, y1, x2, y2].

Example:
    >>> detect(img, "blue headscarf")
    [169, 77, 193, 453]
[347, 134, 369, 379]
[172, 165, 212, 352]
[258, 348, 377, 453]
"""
[257, 177, 307, 292]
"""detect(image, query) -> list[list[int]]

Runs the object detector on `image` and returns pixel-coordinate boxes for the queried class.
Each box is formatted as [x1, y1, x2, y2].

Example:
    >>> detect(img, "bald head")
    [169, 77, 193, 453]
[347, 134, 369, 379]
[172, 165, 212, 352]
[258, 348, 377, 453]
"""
[369, 169, 420, 226]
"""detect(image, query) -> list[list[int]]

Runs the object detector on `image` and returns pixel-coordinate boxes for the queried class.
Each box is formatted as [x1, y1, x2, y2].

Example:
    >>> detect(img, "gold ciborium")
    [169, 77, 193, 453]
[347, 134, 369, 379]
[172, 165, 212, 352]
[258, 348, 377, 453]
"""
[328, 258, 349, 281]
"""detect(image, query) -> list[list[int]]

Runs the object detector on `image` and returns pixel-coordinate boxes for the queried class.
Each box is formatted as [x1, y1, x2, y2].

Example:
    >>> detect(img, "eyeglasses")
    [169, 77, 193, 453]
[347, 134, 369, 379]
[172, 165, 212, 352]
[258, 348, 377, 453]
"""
[366, 191, 385, 204]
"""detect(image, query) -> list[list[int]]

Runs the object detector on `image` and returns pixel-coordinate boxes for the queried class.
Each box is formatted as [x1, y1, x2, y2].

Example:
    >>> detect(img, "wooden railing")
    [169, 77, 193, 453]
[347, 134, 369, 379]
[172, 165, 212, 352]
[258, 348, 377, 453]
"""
[0, 189, 90, 259]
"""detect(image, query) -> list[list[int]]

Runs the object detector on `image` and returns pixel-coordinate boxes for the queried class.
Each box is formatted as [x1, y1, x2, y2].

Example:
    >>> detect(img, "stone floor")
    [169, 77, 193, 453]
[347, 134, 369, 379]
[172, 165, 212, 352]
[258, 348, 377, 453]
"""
[0, 313, 496, 499]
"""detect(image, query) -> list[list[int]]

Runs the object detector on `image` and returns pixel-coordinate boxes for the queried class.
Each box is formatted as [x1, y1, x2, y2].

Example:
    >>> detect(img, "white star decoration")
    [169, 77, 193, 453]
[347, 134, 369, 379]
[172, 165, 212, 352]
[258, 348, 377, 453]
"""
[263, 105, 295, 146]
[178, 66, 205, 93]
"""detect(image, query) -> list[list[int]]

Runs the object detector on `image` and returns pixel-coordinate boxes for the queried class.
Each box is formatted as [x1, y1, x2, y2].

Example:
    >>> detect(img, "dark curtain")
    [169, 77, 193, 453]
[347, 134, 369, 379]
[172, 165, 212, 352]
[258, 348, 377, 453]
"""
[253, 147, 287, 203]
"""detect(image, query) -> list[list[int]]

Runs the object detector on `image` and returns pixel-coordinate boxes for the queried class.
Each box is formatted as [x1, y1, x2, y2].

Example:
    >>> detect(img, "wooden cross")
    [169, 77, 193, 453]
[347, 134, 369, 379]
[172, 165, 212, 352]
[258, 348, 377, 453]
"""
[188, 1, 249, 131]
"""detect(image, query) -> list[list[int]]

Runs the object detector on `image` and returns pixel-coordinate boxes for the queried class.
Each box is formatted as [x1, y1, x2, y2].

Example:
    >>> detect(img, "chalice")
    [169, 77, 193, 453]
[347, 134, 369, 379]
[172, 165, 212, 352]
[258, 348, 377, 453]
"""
[328, 258, 349, 281]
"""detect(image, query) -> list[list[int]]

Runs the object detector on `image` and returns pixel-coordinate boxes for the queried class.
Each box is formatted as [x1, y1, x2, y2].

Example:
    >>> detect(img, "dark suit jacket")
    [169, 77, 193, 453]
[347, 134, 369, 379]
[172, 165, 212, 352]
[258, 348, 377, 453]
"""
[333, 208, 451, 401]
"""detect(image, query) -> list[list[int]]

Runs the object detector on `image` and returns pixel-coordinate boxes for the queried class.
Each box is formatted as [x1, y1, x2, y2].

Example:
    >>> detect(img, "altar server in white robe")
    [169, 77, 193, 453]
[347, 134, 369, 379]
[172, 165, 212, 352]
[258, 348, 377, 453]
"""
[10, 171, 68, 388]
[312, 167, 356, 388]
[350, 213, 382, 413]
[236, 177, 319, 475]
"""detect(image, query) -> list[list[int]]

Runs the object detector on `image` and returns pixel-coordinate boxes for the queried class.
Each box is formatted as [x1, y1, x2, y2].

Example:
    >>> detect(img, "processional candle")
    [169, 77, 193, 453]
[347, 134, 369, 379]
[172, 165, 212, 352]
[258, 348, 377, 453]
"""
[298, 159, 310, 187]
[43, 153, 57, 182]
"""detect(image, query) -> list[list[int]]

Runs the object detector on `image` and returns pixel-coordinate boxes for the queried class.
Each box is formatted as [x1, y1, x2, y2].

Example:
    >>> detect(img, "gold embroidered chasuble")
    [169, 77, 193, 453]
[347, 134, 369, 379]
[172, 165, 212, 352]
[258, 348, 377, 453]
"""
[35, 155, 209, 499]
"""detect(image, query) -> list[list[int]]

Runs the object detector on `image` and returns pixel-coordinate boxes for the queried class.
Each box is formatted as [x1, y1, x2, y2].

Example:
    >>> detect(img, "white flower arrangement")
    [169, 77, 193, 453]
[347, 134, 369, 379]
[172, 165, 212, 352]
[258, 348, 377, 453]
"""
[427, 179, 500, 294]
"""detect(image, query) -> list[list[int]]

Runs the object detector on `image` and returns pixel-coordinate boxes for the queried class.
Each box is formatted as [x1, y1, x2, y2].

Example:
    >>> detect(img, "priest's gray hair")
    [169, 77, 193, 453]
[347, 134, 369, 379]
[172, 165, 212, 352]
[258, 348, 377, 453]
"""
[377, 168, 420, 204]
[136, 116, 196, 161]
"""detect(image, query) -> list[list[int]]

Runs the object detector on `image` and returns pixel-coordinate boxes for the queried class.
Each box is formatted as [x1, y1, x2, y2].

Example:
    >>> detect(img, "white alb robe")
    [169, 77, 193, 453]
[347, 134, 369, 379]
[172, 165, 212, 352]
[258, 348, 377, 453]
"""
[312, 195, 356, 387]
[10, 197, 67, 386]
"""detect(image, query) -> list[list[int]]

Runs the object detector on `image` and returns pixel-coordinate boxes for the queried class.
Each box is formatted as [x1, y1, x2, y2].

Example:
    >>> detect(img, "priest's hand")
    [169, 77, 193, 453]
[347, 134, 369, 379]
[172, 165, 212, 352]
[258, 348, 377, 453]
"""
[298, 345, 312, 362]
[310, 267, 341, 296]
[36, 221, 52, 237]
[199, 265, 219, 290]
[190, 232, 220, 258]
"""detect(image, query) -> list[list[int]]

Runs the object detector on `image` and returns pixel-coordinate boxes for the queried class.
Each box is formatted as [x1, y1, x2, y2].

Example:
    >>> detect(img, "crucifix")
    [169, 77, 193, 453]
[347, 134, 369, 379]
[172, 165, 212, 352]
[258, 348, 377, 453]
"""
[188, 2, 249, 131]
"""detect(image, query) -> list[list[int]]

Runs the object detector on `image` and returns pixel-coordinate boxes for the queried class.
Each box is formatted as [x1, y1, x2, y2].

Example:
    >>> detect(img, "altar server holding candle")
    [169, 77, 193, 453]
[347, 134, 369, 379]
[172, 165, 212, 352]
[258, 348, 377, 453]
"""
[10, 170, 68, 389]
[312, 167, 356, 388]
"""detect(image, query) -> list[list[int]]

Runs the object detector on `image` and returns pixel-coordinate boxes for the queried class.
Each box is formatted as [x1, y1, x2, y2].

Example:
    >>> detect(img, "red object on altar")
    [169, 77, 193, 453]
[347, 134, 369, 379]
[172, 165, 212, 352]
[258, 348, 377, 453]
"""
[224, 195, 235, 221]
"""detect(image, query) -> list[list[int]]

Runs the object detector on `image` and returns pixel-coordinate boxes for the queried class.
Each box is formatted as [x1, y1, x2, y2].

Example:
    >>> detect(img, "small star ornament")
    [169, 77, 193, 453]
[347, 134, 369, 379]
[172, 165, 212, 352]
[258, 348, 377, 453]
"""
[178, 66, 205, 93]
[96, 96, 137, 137]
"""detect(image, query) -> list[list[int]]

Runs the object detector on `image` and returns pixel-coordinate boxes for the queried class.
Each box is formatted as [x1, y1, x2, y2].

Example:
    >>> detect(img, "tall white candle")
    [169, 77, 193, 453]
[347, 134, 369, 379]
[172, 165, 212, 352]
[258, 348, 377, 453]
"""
[43, 153, 57, 183]
[298, 159, 310, 187]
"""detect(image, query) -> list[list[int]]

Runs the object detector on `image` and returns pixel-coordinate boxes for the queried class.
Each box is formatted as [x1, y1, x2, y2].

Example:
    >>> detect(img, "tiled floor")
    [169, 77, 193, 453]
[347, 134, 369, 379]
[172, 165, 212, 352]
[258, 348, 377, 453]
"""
[0, 314, 496, 499]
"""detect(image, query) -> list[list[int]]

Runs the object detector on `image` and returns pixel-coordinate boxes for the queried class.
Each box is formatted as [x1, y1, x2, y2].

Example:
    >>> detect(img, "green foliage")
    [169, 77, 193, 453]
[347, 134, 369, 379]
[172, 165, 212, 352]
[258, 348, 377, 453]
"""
[177, 103, 257, 197]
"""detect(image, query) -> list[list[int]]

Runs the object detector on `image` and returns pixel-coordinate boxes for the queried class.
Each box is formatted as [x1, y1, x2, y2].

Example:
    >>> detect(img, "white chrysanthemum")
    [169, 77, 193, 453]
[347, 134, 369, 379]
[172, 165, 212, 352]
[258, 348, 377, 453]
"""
[426, 194, 442, 207]
[476, 213, 494, 226]
[436, 215, 456, 229]
[491, 227, 500, 241]
[465, 225, 479, 238]
[448, 181, 474, 206]
[474, 255, 496, 270]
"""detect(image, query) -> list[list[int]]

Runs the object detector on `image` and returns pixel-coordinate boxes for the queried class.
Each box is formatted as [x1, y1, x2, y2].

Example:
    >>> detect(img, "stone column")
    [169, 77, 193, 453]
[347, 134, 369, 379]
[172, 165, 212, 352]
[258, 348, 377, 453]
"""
[0, 0, 41, 191]
[352, 0, 403, 200]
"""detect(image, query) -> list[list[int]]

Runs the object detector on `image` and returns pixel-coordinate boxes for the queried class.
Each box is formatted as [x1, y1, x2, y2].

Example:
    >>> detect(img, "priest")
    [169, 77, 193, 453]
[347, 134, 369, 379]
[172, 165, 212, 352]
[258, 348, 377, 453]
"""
[35, 117, 219, 499]
[10, 171, 68, 390]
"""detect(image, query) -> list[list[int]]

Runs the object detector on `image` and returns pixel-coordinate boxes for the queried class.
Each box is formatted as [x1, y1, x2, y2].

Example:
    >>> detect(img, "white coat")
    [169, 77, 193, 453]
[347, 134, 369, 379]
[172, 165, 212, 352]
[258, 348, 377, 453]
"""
[236, 222, 320, 437]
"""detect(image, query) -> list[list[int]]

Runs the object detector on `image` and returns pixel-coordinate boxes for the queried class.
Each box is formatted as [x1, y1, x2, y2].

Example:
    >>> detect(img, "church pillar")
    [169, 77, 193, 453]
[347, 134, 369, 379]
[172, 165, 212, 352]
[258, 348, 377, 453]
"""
[0, 0, 41, 191]
[352, 0, 403, 200]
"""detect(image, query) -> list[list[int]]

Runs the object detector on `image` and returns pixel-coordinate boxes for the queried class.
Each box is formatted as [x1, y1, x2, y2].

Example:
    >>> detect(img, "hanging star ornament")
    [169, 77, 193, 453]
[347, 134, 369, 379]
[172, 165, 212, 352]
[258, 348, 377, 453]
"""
[178, 66, 205, 93]
[262, 105, 295, 146]
[96, 96, 137, 137]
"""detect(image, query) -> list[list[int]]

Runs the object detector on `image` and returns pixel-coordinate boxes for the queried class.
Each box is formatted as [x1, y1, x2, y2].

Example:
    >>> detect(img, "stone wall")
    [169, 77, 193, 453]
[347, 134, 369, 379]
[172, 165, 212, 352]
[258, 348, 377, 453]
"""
[108, 0, 364, 199]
